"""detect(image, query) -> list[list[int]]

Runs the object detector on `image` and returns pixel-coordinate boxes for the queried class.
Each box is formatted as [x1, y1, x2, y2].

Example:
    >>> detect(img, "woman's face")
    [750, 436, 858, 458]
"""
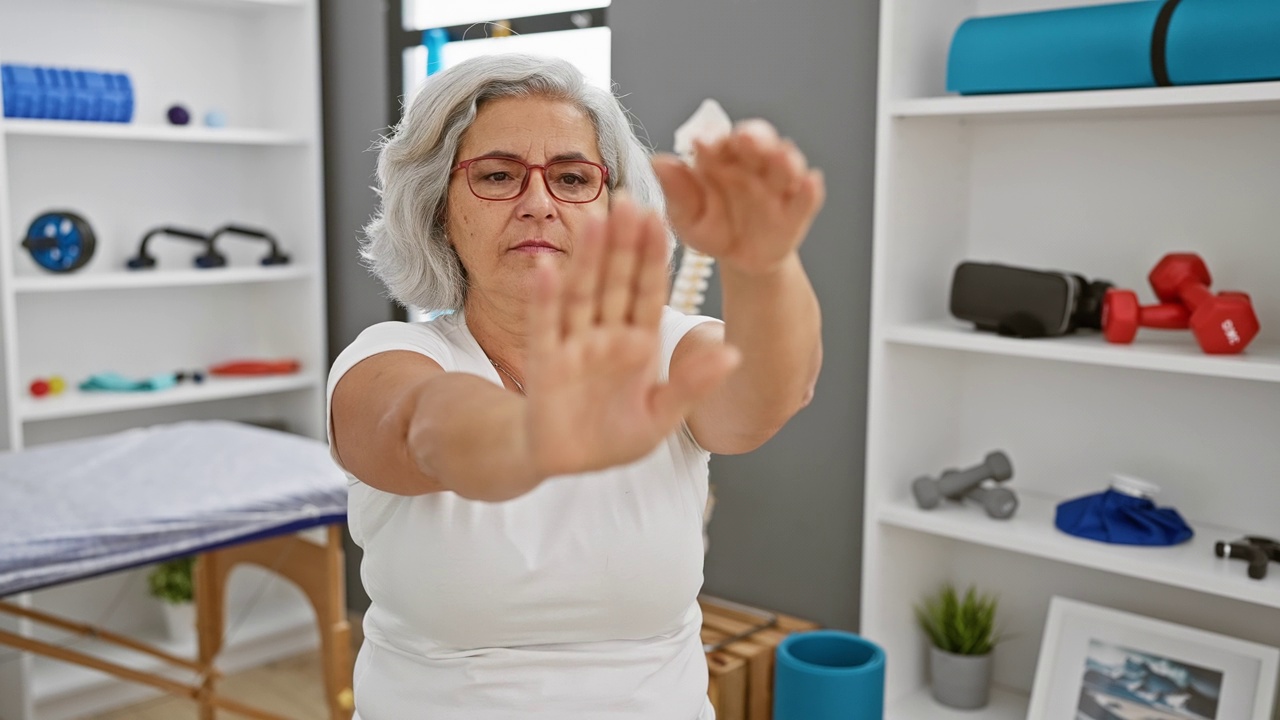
[446, 95, 610, 306]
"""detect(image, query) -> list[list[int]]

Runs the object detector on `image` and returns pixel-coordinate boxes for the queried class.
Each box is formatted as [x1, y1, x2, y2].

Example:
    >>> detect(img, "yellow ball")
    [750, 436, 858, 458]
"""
[48, 376, 66, 395]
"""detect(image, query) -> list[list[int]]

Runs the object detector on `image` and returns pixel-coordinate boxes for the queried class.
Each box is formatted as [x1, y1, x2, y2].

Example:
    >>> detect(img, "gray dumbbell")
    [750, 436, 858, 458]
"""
[911, 451, 1014, 510]
[960, 484, 1019, 519]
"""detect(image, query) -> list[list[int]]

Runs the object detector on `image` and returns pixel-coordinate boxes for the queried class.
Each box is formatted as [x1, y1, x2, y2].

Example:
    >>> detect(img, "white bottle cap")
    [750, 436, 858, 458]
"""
[1110, 474, 1161, 499]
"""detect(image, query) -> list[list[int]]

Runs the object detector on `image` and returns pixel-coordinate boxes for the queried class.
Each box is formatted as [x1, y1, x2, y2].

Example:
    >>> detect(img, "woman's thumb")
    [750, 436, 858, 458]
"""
[651, 154, 705, 232]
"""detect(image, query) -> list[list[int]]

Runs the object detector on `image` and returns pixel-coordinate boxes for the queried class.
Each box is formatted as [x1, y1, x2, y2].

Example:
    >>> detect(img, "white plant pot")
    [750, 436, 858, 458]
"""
[929, 646, 993, 710]
[160, 601, 196, 646]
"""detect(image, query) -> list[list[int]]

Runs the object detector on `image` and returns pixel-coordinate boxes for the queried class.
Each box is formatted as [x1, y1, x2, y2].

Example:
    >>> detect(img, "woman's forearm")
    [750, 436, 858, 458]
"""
[400, 374, 543, 502]
[717, 251, 823, 446]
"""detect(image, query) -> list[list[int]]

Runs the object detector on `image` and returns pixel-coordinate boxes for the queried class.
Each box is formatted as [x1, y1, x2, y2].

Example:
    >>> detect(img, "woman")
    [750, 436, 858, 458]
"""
[328, 53, 823, 719]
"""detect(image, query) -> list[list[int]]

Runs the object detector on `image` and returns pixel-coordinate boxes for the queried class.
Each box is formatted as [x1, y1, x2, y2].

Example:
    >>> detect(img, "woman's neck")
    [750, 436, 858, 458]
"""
[464, 292, 529, 379]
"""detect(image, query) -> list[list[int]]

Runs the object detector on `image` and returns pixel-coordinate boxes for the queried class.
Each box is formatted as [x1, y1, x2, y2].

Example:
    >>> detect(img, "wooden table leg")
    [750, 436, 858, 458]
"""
[195, 550, 226, 720]
[196, 525, 355, 720]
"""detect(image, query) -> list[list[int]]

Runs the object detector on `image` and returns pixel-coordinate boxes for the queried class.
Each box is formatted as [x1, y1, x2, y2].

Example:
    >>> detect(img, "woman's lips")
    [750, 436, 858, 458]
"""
[511, 240, 561, 254]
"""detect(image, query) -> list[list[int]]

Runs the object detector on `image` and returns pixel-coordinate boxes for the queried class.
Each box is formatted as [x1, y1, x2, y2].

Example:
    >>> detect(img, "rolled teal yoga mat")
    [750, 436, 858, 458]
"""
[773, 630, 885, 720]
[946, 1, 1164, 94]
[1166, 0, 1280, 85]
[947, 0, 1280, 95]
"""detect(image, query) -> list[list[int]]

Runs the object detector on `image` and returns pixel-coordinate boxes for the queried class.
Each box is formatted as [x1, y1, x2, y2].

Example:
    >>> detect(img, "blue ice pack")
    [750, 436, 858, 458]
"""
[1055, 476, 1194, 546]
[947, 0, 1280, 95]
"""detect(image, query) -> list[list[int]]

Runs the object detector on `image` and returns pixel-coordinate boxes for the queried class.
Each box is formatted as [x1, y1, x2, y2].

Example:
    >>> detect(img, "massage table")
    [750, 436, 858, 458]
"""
[0, 420, 353, 719]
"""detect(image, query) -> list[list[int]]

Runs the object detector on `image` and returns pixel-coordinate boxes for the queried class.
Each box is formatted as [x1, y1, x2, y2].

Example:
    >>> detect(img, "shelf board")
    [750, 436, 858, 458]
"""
[889, 685, 1028, 720]
[102, 0, 304, 7]
[2, 119, 309, 146]
[889, 81, 1280, 122]
[883, 320, 1280, 384]
[20, 375, 319, 422]
[877, 490, 1280, 610]
[13, 266, 313, 293]
[31, 597, 315, 704]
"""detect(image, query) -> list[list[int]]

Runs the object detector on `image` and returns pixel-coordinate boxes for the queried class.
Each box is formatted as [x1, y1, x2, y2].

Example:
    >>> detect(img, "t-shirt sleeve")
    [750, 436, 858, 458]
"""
[659, 306, 724, 454]
[658, 306, 723, 383]
[325, 321, 455, 476]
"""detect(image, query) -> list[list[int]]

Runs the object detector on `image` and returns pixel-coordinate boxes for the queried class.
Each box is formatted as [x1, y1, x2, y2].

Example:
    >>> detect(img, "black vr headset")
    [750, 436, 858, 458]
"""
[949, 261, 1114, 339]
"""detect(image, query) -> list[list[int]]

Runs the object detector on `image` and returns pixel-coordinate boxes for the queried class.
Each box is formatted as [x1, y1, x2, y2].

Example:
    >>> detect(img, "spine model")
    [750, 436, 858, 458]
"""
[668, 99, 732, 315]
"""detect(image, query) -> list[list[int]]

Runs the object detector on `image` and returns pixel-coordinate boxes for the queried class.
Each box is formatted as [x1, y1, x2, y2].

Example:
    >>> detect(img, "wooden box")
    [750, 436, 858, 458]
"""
[700, 596, 819, 720]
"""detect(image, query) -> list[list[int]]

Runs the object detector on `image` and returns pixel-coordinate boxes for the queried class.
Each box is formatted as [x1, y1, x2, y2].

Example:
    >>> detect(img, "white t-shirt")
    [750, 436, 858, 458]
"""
[326, 307, 721, 720]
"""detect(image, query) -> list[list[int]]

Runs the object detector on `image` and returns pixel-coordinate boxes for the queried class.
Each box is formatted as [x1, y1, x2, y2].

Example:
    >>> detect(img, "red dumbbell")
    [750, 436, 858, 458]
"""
[1148, 253, 1260, 354]
[1101, 289, 1191, 344]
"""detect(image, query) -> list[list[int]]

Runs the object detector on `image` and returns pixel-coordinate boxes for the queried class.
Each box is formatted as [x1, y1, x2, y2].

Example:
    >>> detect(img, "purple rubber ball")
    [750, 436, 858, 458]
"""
[167, 104, 191, 126]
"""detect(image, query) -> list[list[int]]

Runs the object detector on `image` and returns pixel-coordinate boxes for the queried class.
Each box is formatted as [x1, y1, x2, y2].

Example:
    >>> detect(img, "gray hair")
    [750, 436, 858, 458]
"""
[362, 53, 671, 312]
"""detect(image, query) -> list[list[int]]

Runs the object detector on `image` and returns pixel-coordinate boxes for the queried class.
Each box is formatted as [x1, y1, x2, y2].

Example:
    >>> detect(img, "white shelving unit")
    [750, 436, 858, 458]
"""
[0, 0, 328, 717]
[863, 1, 1280, 718]
[2, 118, 308, 146]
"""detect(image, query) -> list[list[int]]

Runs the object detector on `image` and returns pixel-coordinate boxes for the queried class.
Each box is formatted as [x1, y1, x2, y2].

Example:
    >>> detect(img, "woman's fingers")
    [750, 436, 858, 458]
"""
[789, 169, 827, 226]
[708, 120, 808, 203]
[562, 215, 606, 336]
[529, 254, 562, 362]
[763, 139, 809, 199]
[598, 197, 644, 325]
[630, 212, 670, 330]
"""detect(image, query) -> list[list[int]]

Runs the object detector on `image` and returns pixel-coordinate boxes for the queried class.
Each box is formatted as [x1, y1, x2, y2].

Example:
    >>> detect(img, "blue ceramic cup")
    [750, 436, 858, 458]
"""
[774, 630, 885, 720]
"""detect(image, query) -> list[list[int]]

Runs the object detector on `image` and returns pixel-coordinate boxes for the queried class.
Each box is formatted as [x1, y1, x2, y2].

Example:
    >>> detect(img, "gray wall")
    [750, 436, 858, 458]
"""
[611, 2, 879, 630]
[320, 0, 395, 611]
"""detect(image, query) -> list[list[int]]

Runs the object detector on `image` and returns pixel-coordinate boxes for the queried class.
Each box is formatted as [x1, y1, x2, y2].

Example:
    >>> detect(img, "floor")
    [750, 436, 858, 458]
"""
[87, 613, 364, 720]
[88, 651, 332, 720]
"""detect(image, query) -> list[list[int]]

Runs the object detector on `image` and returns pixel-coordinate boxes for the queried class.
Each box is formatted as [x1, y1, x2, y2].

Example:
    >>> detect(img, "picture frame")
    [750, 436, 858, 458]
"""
[1028, 597, 1279, 720]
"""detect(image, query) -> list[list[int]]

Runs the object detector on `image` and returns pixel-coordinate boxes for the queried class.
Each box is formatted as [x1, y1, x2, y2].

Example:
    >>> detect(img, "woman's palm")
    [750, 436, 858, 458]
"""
[523, 199, 738, 479]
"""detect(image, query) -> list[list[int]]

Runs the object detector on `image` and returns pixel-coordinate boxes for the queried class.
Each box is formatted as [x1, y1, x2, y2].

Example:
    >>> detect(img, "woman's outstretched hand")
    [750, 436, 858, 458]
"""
[523, 197, 740, 479]
[651, 119, 825, 277]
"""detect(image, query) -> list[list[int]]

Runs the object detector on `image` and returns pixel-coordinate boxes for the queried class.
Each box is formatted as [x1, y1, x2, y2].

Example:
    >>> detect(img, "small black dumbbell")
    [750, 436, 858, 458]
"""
[1244, 536, 1280, 562]
[1215, 540, 1270, 580]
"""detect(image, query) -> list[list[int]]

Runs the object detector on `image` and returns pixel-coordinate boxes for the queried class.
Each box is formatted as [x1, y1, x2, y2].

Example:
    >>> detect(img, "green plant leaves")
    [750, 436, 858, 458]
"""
[914, 582, 1001, 656]
[146, 556, 195, 605]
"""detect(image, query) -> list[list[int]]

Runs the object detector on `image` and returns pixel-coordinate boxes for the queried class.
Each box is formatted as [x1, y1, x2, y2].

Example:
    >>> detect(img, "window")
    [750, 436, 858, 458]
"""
[387, 1, 612, 320]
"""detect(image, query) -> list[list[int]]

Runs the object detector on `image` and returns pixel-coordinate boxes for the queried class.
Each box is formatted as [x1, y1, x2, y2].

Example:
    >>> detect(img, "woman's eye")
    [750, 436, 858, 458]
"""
[484, 172, 512, 182]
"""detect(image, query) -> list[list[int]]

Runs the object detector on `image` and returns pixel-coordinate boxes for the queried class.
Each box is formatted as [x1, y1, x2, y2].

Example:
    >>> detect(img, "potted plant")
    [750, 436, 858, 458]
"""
[147, 556, 196, 645]
[915, 582, 1002, 710]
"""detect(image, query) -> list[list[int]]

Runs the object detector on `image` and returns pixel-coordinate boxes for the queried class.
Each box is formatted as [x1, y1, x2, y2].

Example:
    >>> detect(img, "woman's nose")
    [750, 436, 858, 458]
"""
[515, 169, 557, 218]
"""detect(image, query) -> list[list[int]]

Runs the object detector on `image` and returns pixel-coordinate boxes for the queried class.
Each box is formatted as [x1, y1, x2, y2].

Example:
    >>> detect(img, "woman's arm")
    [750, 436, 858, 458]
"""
[331, 353, 541, 501]
[674, 252, 822, 454]
[331, 198, 739, 501]
[654, 119, 827, 454]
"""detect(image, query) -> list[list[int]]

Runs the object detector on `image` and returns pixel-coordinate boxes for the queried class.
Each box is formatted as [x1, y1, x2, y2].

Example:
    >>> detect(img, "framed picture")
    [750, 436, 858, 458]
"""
[1028, 597, 1279, 720]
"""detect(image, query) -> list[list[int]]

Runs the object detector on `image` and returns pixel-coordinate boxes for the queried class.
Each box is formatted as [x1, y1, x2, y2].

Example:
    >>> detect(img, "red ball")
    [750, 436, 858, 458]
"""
[30, 379, 50, 397]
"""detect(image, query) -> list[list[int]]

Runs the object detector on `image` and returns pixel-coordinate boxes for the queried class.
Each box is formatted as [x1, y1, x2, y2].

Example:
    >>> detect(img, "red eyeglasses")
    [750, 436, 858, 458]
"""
[452, 156, 610, 203]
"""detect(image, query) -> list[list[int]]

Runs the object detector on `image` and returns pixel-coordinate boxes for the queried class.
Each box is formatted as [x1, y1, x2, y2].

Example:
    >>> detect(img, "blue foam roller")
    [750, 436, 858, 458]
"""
[67, 69, 95, 121]
[1166, 0, 1280, 85]
[76, 71, 107, 122]
[774, 630, 885, 720]
[947, 1, 1164, 94]
[56, 67, 84, 119]
[3, 65, 42, 118]
[39, 69, 61, 119]
[110, 73, 134, 122]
